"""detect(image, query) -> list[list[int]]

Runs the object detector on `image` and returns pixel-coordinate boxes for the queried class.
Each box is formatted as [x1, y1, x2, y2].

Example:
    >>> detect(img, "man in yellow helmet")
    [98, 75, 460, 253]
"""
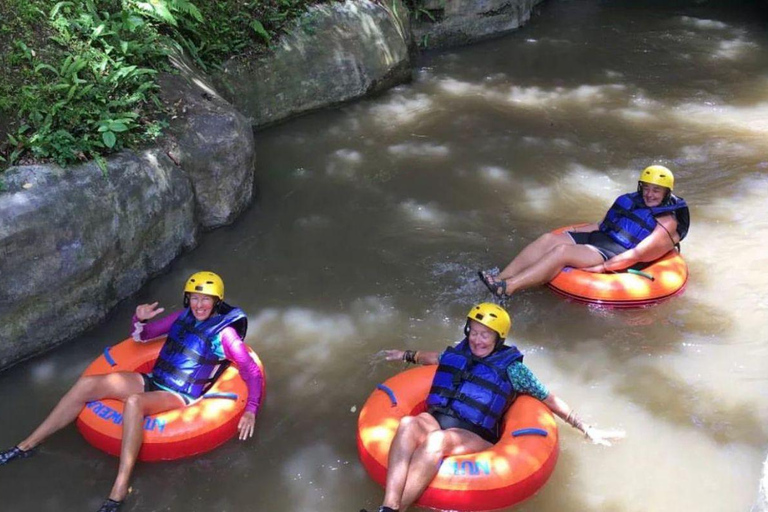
[479, 165, 689, 299]
[0, 272, 263, 512]
[363, 303, 624, 512]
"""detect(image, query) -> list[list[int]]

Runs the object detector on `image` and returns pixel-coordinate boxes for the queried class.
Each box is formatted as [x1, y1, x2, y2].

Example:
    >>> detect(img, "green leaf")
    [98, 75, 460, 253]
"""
[50, 1, 74, 19]
[85, 0, 98, 16]
[76, 84, 95, 99]
[135, 1, 177, 26]
[69, 58, 88, 76]
[110, 122, 129, 133]
[93, 153, 108, 176]
[48, 35, 70, 47]
[60, 56, 74, 76]
[125, 15, 145, 31]
[34, 63, 60, 76]
[102, 131, 116, 148]
[10, 148, 23, 164]
[250, 20, 270, 43]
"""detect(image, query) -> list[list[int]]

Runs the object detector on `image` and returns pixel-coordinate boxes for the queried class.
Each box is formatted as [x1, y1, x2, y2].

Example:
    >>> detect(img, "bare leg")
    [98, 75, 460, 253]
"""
[502, 243, 604, 295]
[108, 391, 184, 502]
[399, 429, 491, 511]
[382, 413, 440, 510]
[497, 232, 575, 280]
[17, 372, 145, 451]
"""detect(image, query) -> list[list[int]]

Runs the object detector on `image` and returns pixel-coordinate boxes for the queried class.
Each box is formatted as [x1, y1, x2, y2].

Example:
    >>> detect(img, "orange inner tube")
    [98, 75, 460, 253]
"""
[75, 337, 265, 462]
[547, 224, 688, 307]
[357, 365, 559, 511]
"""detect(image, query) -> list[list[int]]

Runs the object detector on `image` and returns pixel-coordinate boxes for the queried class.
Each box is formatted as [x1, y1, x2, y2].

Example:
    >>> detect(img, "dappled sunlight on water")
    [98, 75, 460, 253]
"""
[367, 92, 435, 129]
[674, 100, 768, 134]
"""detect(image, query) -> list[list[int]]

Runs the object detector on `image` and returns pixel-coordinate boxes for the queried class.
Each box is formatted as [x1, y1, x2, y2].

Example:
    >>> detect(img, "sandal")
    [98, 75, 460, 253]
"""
[96, 499, 122, 512]
[477, 270, 510, 300]
[0, 446, 36, 466]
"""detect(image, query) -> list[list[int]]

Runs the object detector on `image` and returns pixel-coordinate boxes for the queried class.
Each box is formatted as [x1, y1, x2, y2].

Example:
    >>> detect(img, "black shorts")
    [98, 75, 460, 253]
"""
[141, 373, 194, 406]
[566, 230, 626, 260]
[429, 410, 498, 444]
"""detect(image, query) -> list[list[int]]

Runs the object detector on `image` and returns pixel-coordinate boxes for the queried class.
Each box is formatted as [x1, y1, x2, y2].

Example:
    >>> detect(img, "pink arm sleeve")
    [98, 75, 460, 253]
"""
[130, 310, 182, 341]
[221, 327, 264, 415]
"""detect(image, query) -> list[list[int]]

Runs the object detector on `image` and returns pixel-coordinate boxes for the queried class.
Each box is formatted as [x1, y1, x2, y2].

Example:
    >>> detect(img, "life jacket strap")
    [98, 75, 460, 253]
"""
[162, 343, 222, 366]
[428, 386, 503, 420]
[152, 359, 227, 387]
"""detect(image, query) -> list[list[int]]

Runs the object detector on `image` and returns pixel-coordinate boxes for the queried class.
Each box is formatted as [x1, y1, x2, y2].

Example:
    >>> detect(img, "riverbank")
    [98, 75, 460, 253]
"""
[0, 0, 545, 370]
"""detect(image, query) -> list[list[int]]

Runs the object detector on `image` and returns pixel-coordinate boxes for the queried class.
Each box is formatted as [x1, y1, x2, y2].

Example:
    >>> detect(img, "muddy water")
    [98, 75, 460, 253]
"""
[2, 1, 768, 511]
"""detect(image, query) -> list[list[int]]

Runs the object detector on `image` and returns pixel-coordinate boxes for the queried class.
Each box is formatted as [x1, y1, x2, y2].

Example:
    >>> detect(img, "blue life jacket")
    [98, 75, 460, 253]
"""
[427, 339, 523, 442]
[150, 302, 248, 399]
[599, 192, 690, 250]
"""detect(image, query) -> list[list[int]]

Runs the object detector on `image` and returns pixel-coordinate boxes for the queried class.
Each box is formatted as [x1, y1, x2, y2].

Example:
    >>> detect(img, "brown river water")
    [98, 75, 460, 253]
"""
[2, 1, 768, 510]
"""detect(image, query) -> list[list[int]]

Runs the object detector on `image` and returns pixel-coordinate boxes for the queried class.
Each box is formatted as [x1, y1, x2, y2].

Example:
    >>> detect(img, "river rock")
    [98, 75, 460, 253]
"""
[0, 152, 197, 370]
[412, 0, 544, 49]
[0, 48, 256, 370]
[161, 50, 256, 228]
[218, 0, 413, 127]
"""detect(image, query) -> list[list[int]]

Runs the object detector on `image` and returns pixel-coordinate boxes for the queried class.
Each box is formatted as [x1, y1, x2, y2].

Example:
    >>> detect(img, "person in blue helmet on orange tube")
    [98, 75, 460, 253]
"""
[361, 303, 625, 512]
[0, 272, 263, 512]
[478, 165, 690, 299]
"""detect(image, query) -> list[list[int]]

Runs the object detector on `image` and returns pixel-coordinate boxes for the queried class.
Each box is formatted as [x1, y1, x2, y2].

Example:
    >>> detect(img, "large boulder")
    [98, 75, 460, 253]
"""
[218, 0, 413, 127]
[411, 0, 544, 49]
[0, 151, 197, 370]
[0, 50, 256, 370]
[161, 50, 256, 228]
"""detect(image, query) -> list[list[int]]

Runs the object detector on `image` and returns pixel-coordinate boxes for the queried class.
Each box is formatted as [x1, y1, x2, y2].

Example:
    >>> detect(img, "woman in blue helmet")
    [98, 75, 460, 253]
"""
[0, 272, 263, 512]
[362, 303, 624, 512]
[478, 165, 690, 299]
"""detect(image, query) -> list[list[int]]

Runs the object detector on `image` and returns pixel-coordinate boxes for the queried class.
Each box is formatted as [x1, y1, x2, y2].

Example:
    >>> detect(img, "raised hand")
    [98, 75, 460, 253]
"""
[135, 302, 165, 322]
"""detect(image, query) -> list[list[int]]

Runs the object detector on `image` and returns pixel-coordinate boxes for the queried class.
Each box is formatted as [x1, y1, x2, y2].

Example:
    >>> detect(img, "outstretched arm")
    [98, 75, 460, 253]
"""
[542, 393, 626, 446]
[383, 349, 440, 365]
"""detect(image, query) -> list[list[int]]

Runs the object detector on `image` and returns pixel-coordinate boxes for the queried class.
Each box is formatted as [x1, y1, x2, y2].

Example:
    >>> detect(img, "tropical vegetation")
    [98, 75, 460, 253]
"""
[0, 0, 323, 176]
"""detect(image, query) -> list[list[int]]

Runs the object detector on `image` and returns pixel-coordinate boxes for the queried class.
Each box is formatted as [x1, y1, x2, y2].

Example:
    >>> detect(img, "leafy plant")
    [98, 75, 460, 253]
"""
[250, 20, 271, 44]
[0, 0, 327, 173]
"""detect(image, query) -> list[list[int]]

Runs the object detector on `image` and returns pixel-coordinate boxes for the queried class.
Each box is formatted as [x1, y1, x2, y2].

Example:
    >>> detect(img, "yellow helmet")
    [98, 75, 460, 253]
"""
[639, 165, 674, 190]
[183, 271, 224, 301]
[466, 302, 511, 340]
